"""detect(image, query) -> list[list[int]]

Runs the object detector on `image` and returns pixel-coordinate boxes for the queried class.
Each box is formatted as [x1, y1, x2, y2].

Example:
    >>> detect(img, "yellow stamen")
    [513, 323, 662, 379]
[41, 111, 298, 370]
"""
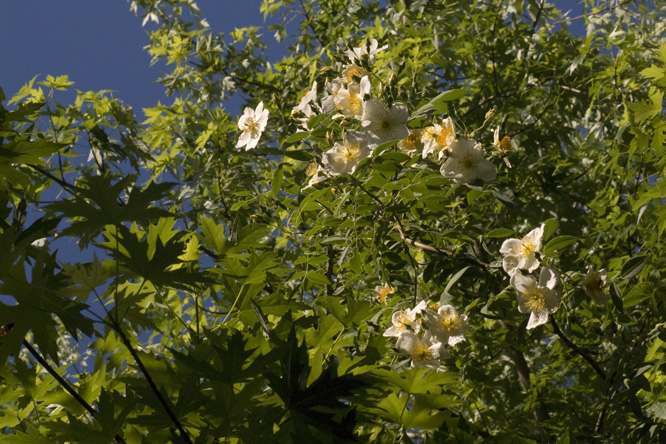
[341, 142, 361, 163]
[440, 315, 463, 332]
[460, 153, 477, 170]
[435, 126, 453, 146]
[412, 343, 433, 363]
[520, 240, 536, 257]
[499, 136, 511, 153]
[524, 289, 545, 312]
[349, 94, 362, 115]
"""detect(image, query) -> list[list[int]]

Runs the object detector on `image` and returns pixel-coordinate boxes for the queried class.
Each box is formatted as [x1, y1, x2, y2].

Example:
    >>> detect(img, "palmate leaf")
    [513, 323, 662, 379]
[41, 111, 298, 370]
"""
[0, 140, 65, 165]
[98, 224, 210, 290]
[265, 327, 377, 442]
[46, 173, 174, 246]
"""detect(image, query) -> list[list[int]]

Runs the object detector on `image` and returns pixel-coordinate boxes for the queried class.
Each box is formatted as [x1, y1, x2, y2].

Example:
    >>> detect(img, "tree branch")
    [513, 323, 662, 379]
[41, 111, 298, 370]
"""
[549, 315, 607, 381]
[112, 321, 194, 444]
[509, 347, 550, 423]
[394, 223, 490, 270]
[23, 339, 128, 444]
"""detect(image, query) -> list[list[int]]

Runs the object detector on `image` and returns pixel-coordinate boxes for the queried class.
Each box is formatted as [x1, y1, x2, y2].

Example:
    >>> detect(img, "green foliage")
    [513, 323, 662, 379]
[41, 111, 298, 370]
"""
[1, 0, 666, 442]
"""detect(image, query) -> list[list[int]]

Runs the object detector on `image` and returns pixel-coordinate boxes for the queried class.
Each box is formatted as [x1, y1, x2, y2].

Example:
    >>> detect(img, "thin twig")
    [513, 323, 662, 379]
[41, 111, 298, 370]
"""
[394, 224, 490, 270]
[23, 340, 128, 444]
[28, 164, 78, 195]
[549, 315, 607, 380]
[531, 0, 546, 32]
[112, 321, 194, 444]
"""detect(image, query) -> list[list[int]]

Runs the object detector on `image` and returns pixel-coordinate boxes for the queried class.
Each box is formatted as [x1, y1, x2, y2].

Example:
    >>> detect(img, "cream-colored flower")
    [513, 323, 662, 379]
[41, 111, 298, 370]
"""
[500, 225, 544, 276]
[440, 138, 496, 184]
[373, 284, 395, 303]
[396, 331, 447, 369]
[361, 98, 409, 145]
[344, 38, 388, 65]
[423, 305, 469, 346]
[334, 76, 371, 118]
[492, 126, 513, 168]
[341, 64, 371, 84]
[383, 300, 427, 337]
[397, 129, 424, 156]
[511, 267, 562, 329]
[492, 126, 512, 154]
[421, 117, 455, 159]
[321, 131, 370, 176]
[292, 81, 318, 119]
[301, 164, 328, 191]
[582, 267, 609, 304]
[321, 78, 343, 113]
[236, 102, 269, 150]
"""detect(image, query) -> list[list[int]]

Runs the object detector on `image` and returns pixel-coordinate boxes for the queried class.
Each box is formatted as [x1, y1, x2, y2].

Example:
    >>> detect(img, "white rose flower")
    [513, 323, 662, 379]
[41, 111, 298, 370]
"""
[581, 267, 609, 304]
[500, 224, 544, 276]
[321, 131, 371, 176]
[511, 267, 562, 329]
[334, 76, 371, 118]
[236, 102, 269, 150]
[321, 78, 343, 113]
[440, 138, 497, 184]
[344, 38, 388, 65]
[361, 98, 409, 145]
[421, 117, 456, 159]
[292, 81, 318, 119]
[396, 330, 447, 369]
[423, 304, 469, 346]
[383, 300, 427, 338]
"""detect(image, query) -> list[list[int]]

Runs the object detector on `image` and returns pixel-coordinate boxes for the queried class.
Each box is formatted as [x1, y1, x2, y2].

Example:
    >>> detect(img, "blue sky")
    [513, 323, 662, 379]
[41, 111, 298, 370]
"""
[0, 2, 276, 116]
[0, 1, 586, 117]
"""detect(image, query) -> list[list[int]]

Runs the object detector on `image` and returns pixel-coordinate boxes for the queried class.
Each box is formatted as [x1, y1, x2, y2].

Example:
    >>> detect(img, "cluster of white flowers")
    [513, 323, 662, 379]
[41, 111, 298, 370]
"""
[291, 39, 412, 186]
[288, 39, 499, 189]
[499, 225, 562, 329]
[499, 225, 610, 329]
[383, 301, 468, 370]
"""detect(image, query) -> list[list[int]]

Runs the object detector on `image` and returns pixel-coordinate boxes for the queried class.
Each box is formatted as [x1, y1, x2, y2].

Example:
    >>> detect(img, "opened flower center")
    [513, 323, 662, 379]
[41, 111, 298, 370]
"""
[342, 142, 361, 162]
[435, 127, 453, 145]
[520, 240, 536, 257]
[460, 153, 478, 170]
[524, 289, 546, 312]
[412, 343, 433, 363]
[440, 315, 463, 332]
[244, 117, 259, 134]
[350, 94, 362, 114]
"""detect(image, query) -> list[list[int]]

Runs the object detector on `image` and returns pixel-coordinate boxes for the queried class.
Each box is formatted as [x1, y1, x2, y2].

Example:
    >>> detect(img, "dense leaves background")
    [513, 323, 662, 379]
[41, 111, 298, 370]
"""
[1, 0, 665, 442]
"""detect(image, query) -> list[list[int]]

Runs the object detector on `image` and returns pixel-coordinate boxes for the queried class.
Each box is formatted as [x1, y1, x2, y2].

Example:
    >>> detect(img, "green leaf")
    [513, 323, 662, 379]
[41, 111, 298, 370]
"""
[620, 255, 648, 280]
[610, 282, 624, 312]
[444, 266, 470, 296]
[411, 89, 468, 117]
[543, 235, 579, 256]
[271, 165, 284, 197]
[283, 149, 314, 161]
[485, 228, 515, 238]
[542, 218, 559, 242]
[628, 88, 663, 123]
[623, 282, 653, 307]
[283, 131, 309, 145]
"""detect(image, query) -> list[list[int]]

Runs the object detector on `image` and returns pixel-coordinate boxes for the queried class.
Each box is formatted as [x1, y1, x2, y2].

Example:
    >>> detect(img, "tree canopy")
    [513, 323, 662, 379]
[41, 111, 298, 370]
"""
[1, 0, 666, 442]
